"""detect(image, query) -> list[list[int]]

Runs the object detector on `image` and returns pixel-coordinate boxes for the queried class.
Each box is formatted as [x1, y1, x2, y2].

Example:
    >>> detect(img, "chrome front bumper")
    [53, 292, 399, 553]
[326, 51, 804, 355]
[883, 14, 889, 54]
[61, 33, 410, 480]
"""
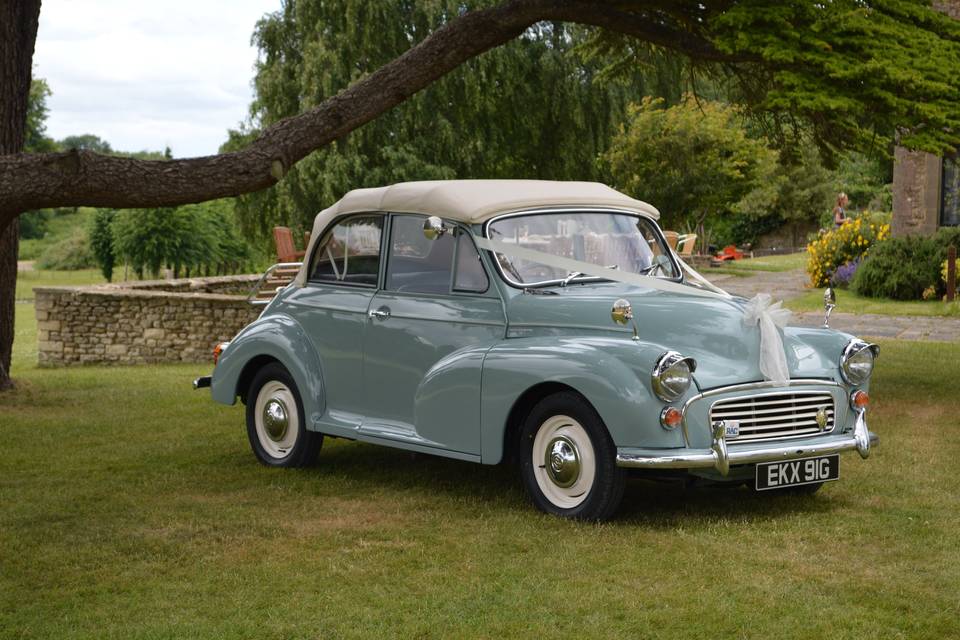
[617, 408, 877, 476]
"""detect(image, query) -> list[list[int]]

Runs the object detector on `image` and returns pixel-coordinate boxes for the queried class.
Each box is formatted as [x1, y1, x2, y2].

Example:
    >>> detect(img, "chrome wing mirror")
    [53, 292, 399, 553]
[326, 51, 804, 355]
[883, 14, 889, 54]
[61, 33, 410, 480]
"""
[423, 216, 448, 240]
[611, 298, 640, 341]
[823, 287, 836, 328]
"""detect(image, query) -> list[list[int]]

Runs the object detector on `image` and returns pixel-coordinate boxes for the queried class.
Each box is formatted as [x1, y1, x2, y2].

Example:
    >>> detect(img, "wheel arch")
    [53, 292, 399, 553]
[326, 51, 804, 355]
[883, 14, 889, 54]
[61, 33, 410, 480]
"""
[500, 381, 588, 466]
[210, 314, 326, 424]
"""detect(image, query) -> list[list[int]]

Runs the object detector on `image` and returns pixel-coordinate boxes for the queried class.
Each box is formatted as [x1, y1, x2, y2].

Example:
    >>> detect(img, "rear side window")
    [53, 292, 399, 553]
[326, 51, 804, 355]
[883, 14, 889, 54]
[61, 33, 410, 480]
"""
[308, 215, 384, 286]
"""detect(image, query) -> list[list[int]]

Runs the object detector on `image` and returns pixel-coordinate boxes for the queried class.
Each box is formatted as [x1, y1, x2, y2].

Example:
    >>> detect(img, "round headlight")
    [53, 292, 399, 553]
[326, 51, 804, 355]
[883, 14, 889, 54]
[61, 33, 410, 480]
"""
[652, 351, 697, 402]
[840, 339, 878, 385]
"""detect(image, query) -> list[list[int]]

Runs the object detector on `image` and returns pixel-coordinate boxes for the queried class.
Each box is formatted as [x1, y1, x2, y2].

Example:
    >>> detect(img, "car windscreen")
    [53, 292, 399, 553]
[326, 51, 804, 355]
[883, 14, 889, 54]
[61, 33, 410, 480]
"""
[486, 211, 678, 287]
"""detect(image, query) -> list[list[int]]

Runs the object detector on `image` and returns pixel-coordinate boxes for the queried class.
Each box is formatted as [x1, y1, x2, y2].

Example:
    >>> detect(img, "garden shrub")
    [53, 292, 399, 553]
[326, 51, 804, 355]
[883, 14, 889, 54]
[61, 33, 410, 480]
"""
[806, 211, 890, 287]
[851, 235, 940, 300]
[36, 229, 96, 270]
[852, 227, 960, 300]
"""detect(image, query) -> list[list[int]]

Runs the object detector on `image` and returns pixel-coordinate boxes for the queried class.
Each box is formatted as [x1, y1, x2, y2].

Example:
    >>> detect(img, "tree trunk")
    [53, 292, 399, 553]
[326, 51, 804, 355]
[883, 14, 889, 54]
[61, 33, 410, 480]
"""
[0, 0, 42, 390]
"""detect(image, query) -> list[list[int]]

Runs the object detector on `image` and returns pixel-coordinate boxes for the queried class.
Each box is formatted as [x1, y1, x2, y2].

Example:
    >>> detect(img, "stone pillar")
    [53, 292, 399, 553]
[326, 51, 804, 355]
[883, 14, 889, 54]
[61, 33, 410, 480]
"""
[892, 148, 942, 237]
[890, 0, 959, 237]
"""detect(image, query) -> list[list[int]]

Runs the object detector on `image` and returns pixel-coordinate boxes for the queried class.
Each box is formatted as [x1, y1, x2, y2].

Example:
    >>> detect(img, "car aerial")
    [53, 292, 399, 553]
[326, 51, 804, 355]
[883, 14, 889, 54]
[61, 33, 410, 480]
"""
[194, 180, 879, 521]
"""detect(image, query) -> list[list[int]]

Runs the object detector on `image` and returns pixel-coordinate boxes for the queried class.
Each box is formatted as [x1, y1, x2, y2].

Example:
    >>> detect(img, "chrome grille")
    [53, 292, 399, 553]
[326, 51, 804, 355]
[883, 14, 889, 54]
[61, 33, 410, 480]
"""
[709, 391, 835, 443]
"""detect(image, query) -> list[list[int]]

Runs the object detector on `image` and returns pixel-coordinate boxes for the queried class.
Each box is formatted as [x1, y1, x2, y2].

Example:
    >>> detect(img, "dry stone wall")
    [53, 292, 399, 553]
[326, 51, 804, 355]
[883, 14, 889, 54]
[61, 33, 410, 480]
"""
[35, 275, 263, 367]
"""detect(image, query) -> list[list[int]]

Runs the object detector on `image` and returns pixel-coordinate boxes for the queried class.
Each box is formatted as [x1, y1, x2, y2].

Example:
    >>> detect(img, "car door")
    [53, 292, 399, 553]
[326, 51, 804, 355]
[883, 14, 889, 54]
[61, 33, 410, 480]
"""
[283, 213, 385, 432]
[361, 214, 505, 455]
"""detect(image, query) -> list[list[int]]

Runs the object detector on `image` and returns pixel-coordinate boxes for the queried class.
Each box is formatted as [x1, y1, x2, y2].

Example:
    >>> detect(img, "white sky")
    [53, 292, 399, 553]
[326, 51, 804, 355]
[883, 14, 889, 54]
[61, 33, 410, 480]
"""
[33, 0, 281, 158]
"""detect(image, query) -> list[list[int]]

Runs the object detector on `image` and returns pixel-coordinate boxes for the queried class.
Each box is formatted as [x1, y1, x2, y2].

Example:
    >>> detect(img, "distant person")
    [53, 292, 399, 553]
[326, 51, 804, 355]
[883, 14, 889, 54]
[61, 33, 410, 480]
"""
[833, 192, 849, 228]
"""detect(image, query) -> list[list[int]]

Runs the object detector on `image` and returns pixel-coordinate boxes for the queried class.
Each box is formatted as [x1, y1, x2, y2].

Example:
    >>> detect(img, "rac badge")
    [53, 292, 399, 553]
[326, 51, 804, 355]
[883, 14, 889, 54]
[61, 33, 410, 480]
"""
[816, 406, 830, 430]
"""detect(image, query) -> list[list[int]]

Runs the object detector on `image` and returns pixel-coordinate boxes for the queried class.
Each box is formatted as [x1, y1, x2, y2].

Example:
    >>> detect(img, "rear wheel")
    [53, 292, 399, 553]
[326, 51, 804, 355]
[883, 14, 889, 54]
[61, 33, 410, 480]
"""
[245, 363, 322, 467]
[519, 392, 626, 521]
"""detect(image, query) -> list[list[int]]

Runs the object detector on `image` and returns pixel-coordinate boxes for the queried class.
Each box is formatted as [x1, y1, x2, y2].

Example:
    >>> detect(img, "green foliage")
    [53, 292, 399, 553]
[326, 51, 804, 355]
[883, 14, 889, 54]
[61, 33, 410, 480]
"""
[604, 96, 776, 232]
[36, 229, 96, 271]
[806, 211, 891, 287]
[585, 1, 960, 159]
[89, 209, 116, 282]
[833, 152, 892, 211]
[852, 227, 960, 300]
[733, 143, 834, 245]
[25, 79, 57, 153]
[18, 210, 50, 240]
[59, 134, 113, 154]
[111, 200, 254, 279]
[230, 2, 660, 240]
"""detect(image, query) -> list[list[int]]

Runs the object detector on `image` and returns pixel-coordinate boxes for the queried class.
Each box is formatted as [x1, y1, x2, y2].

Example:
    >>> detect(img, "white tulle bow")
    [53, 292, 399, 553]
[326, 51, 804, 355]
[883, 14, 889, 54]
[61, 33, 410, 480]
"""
[742, 293, 792, 386]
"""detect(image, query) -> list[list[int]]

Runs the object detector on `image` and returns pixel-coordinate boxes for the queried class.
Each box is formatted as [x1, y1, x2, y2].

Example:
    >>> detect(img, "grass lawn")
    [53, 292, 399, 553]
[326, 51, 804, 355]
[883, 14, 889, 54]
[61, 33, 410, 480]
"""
[721, 251, 808, 272]
[15, 268, 106, 302]
[2, 307, 958, 638]
[787, 288, 960, 317]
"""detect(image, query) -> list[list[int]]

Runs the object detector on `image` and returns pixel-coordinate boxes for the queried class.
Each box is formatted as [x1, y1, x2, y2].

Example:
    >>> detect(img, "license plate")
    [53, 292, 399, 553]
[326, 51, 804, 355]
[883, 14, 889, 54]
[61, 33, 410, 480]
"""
[755, 455, 839, 491]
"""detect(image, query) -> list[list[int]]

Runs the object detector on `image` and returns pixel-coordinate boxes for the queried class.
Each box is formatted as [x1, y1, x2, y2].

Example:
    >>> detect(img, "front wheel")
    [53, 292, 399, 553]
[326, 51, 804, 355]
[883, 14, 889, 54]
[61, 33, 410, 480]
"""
[519, 392, 626, 521]
[245, 362, 322, 467]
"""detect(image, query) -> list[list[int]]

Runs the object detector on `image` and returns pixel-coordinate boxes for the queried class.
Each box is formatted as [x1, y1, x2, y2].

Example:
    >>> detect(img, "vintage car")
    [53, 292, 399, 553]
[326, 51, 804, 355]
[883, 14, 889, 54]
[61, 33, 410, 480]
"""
[194, 180, 878, 520]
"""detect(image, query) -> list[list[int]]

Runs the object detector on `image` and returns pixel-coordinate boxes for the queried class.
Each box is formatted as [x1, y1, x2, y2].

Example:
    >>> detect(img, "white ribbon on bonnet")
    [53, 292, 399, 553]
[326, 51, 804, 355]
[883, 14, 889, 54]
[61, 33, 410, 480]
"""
[742, 293, 793, 386]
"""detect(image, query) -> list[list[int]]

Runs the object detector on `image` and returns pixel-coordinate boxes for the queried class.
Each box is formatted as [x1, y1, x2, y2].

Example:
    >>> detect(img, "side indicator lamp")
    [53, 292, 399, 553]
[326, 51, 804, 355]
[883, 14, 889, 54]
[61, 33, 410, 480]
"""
[850, 390, 869, 411]
[660, 406, 683, 430]
[212, 342, 229, 365]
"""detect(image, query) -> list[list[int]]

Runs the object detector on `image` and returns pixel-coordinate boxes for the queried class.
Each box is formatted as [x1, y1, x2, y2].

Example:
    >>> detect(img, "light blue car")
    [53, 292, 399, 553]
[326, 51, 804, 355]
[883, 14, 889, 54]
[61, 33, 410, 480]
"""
[195, 180, 878, 520]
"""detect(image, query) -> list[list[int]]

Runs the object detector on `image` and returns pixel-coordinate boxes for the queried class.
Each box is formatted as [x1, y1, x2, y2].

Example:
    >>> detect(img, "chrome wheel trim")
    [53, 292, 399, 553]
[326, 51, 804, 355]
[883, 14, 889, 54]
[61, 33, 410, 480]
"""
[254, 381, 299, 459]
[532, 415, 596, 509]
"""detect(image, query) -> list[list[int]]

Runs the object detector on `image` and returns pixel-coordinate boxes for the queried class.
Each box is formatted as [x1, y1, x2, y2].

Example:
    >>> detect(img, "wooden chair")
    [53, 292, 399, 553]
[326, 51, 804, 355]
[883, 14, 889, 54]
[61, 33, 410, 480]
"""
[677, 234, 698, 256]
[273, 226, 306, 263]
[663, 230, 680, 250]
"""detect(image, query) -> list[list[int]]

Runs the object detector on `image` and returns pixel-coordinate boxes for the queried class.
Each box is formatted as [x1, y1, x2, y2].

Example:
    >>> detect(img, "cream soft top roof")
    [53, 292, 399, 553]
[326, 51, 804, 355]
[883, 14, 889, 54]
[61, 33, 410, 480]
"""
[295, 180, 660, 285]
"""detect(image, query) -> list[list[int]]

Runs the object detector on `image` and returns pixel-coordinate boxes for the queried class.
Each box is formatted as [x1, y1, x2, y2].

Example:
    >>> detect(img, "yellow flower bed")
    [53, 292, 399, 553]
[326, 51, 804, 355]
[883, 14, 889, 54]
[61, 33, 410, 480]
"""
[806, 212, 891, 287]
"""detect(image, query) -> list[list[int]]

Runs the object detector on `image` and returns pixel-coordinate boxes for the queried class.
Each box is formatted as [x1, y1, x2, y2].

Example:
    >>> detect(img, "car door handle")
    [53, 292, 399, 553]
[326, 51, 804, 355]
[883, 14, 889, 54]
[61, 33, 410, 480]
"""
[368, 307, 391, 320]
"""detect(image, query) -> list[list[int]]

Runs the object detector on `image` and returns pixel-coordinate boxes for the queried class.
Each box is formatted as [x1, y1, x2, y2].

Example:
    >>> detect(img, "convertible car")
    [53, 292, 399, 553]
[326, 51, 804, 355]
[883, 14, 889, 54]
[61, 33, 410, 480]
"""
[194, 180, 878, 520]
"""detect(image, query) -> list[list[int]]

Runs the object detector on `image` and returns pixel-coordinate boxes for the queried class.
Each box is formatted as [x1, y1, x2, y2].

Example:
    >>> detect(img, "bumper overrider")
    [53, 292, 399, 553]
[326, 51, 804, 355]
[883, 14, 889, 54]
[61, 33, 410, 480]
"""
[616, 407, 877, 476]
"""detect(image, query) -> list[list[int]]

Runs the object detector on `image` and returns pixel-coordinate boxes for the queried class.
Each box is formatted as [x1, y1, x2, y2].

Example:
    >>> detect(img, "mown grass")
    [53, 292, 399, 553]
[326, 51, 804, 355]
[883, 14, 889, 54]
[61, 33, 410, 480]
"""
[721, 251, 808, 272]
[787, 288, 960, 318]
[1, 303, 958, 638]
[15, 268, 106, 302]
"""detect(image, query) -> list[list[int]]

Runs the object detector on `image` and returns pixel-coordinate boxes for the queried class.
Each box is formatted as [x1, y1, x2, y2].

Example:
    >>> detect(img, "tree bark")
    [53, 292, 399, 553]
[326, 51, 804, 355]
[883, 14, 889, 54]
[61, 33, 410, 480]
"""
[0, 0, 42, 390]
[0, 0, 742, 222]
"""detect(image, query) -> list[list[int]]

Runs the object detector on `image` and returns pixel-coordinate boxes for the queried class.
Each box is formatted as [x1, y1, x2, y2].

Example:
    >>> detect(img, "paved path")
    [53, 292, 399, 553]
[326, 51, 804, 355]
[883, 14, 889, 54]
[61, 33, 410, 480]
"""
[710, 268, 809, 301]
[791, 311, 960, 342]
[17, 260, 34, 272]
[707, 265, 959, 343]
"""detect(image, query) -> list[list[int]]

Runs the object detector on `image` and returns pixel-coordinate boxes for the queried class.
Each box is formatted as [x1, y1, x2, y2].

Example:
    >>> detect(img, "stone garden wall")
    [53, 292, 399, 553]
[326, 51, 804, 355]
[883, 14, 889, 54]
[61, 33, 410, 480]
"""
[34, 275, 263, 367]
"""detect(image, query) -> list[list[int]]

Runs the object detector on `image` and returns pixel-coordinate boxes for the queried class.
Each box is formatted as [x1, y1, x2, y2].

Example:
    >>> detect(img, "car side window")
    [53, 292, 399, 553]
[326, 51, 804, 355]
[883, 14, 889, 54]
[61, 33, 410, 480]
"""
[453, 232, 488, 293]
[308, 215, 384, 286]
[386, 215, 456, 294]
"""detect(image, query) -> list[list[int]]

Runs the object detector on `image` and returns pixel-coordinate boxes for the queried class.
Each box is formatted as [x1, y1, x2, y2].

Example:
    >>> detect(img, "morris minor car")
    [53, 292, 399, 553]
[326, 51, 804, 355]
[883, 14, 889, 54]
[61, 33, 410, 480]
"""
[194, 180, 878, 520]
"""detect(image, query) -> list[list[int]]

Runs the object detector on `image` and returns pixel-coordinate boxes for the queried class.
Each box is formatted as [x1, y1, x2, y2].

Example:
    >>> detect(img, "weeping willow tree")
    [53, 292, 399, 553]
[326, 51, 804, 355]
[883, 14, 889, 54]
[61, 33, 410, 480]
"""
[226, 0, 687, 239]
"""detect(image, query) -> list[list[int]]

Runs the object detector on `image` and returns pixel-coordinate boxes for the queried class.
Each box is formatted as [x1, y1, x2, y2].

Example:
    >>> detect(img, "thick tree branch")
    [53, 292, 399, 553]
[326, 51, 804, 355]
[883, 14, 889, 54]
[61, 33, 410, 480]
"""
[0, 0, 742, 222]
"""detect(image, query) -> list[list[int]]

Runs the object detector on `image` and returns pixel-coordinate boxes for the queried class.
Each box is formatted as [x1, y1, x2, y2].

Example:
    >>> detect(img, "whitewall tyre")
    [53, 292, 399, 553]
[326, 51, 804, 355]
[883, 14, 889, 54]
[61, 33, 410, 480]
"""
[519, 392, 626, 521]
[245, 363, 322, 467]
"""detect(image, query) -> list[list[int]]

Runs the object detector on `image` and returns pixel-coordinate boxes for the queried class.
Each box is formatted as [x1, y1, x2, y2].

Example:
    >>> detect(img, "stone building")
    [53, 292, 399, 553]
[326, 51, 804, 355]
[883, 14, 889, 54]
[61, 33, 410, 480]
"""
[891, 0, 960, 236]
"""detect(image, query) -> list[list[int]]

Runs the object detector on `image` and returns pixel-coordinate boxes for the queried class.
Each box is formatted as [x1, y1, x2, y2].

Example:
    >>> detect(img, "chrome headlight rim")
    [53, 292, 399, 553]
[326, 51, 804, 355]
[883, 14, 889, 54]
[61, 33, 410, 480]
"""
[840, 339, 879, 386]
[651, 351, 697, 402]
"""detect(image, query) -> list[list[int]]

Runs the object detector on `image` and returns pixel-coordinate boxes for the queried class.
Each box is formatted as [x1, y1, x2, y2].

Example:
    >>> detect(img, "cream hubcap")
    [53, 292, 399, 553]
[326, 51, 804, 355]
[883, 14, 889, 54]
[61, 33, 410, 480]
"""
[532, 415, 596, 509]
[254, 381, 299, 458]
